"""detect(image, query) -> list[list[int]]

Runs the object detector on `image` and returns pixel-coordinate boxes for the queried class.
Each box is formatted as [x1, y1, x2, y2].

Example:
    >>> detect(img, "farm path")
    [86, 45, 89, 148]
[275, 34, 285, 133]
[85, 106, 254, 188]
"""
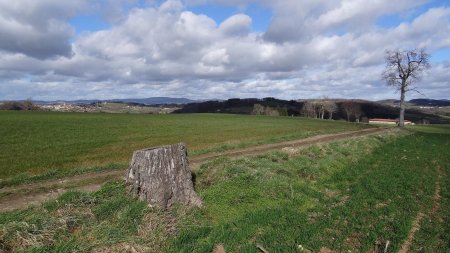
[0, 127, 391, 212]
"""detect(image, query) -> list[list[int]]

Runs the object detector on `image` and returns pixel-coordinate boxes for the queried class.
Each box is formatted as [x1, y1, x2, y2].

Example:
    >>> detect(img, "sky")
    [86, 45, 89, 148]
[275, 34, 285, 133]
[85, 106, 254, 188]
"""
[0, 0, 449, 101]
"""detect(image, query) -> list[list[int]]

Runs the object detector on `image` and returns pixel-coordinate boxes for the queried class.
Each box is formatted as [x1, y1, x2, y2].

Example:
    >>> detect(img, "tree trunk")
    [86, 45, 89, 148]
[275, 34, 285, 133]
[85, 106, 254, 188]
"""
[125, 143, 202, 209]
[399, 82, 406, 127]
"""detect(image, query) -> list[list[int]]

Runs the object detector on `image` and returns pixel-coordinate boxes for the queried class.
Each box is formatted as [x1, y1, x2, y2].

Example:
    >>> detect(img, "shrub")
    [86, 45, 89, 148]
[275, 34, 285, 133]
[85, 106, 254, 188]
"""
[0, 99, 36, 110]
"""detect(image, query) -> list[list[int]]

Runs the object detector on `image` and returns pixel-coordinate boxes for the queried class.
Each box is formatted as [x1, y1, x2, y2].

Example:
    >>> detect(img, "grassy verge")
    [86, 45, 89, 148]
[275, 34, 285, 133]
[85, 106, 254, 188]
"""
[1, 129, 448, 252]
[0, 183, 168, 253]
[169, 131, 447, 252]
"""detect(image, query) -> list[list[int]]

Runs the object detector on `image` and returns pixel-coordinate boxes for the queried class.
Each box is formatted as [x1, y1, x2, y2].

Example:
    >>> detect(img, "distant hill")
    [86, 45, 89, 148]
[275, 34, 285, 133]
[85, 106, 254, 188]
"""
[409, 99, 450, 107]
[175, 97, 302, 116]
[377, 98, 450, 107]
[175, 98, 450, 124]
[31, 97, 195, 105]
[377, 99, 400, 105]
[356, 101, 449, 124]
[108, 97, 195, 105]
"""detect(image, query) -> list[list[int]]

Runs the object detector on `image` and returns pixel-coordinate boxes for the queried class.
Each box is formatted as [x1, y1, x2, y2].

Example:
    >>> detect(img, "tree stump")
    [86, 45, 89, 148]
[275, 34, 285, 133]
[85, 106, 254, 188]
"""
[125, 143, 202, 209]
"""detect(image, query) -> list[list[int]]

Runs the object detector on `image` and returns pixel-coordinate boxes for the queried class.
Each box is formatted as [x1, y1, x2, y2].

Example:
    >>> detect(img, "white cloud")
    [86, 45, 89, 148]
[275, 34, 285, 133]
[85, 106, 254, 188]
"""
[315, 0, 427, 32]
[0, 0, 89, 59]
[219, 14, 252, 36]
[159, 0, 184, 13]
[0, 0, 449, 101]
[196, 48, 230, 75]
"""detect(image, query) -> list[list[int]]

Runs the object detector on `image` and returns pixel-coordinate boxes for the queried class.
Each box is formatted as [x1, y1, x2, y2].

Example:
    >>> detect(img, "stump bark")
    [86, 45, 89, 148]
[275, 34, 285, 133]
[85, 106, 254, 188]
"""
[125, 143, 202, 209]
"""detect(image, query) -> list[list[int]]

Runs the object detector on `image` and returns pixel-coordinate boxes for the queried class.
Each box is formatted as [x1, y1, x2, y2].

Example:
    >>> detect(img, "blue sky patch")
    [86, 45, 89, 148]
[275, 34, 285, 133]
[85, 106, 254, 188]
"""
[70, 14, 111, 34]
[188, 4, 239, 25]
[187, 2, 272, 31]
[376, 0, 450, 28]
[244, 3, 272, 32]
[431, 47, 450, 62]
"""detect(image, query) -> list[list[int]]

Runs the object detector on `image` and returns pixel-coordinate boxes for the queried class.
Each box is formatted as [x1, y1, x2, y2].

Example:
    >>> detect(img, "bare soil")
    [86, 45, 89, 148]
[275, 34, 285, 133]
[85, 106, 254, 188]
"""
[0, 127, 391, 212]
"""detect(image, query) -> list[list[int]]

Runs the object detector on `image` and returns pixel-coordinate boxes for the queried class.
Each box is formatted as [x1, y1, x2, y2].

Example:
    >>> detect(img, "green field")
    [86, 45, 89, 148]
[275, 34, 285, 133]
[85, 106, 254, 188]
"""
[406, 124, 450, 134]
[0, 111, 372, 179]
[1, 128, 448, 252]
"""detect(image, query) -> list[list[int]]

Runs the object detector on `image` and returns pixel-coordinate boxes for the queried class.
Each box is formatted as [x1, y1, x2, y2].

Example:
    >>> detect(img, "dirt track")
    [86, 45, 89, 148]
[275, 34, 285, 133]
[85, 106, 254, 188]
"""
[0, 127, 391, 212]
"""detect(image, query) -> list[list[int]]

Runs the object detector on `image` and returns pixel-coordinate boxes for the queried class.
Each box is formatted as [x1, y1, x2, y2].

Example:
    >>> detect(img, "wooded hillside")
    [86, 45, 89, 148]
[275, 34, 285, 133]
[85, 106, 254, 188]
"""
[175, 98, 449, 124]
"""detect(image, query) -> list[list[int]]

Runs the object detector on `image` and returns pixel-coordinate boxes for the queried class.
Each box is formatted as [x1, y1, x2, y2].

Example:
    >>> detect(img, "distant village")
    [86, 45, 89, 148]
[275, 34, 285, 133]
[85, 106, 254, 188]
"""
[0, 100, 179, 114]
[38, 102, 97, 112]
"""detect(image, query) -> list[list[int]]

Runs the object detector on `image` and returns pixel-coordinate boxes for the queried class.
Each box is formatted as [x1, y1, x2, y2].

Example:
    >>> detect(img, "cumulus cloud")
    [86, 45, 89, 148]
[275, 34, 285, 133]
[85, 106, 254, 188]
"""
[0, 0, 89, 59]
[315, 0, 427, 32]
[0, 0, 449, 100]
[219, 14, 252, 36]
[262, 0, 431, 42]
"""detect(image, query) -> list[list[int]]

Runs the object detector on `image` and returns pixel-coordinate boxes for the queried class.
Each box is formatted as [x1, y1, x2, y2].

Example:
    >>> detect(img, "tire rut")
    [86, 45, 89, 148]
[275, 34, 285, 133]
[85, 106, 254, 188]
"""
[397, 163, 443, 253]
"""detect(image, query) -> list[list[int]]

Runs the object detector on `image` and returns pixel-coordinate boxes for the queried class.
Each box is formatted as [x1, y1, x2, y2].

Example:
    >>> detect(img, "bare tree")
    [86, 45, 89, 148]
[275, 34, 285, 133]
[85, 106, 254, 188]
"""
[252, 104, 265, 115]
[382, 49, 430, 127]
[341, 101, 362, 122]
[302, 101, 315, 118]
[323, 101, 337, 120]
[353, 104, 362, 123]
[23, 98, 36, 110]
[0, 98, 36, 111]
[317, 102, 325, 119]
[341, 101, 353, 122]
[303, 100, 332, 119]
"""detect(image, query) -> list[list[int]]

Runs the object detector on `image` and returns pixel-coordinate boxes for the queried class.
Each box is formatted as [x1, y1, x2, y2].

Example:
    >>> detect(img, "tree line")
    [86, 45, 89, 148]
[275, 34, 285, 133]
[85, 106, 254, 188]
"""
[0, 99, 37, 111]
[301, 99, 363, 122]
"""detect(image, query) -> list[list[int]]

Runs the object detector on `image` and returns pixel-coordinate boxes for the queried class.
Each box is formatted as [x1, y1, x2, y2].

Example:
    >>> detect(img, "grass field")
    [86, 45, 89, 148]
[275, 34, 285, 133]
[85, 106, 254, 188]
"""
[0, 111, 372, 179]
[0, 126, 448, 252]
[406, 124, 450, 134]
